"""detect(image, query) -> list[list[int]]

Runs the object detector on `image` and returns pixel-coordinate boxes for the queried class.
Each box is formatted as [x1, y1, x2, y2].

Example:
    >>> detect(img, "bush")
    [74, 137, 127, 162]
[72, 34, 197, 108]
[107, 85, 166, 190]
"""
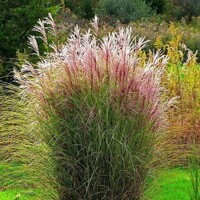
[98, 0, 154, 23]
[179, 0, 200, 20]
[145, 0, 167, 14]
[64, 0, 97, 19]
[164, 0, 200, 21]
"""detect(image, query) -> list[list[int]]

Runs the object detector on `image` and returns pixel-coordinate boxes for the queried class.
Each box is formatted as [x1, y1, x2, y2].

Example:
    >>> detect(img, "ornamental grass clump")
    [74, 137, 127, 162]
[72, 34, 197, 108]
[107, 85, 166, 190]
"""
[12, 15, 171, 199]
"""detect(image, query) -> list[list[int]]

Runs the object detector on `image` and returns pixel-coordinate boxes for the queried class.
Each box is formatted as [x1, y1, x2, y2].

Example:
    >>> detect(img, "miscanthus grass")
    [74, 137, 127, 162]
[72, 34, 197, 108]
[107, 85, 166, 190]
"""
[2, 15, 173, 200]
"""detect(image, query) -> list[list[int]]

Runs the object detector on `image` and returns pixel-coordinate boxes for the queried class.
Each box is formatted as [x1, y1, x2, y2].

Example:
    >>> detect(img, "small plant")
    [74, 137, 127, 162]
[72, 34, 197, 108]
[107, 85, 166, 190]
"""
[14, 194, 22, 200]
[189, 144, 200, 200]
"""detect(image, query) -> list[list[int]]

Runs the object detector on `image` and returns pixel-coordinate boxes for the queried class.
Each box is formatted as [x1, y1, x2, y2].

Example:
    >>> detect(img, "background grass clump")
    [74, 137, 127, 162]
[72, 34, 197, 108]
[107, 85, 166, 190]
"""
[154, 23, 200, 166]
[0, 84, 59, 200]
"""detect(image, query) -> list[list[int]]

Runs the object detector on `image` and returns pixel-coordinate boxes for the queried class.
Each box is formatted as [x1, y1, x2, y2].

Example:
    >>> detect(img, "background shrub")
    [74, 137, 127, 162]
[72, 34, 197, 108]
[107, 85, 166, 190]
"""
[165, 0, 200, 21]
[178, 0, 200, 20]
[98, 0, 154, 23]
[64, 0, 96, 19]
[145, 0, 167, 14]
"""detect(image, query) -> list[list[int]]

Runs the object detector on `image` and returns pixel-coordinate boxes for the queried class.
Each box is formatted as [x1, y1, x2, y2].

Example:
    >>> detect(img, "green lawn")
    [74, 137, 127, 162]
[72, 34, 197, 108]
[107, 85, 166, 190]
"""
[0, 164, 40, 200]
[149, 168, 192, 200]
[0, 189, 39, 200]
[0, 167, 195, 200]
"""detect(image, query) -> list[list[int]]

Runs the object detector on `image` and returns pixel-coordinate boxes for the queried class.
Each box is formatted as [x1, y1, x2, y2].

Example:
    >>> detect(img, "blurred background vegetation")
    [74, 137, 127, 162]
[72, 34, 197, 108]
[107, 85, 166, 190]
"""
[0, 0, 200, 82]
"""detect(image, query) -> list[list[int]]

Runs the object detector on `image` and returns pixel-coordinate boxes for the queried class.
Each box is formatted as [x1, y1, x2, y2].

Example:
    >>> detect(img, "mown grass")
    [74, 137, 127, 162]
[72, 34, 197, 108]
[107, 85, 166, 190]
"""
[0, 167, 197, 200]
[150, 168, 192, 200]
[0, 164, 40, 200]
[0, 189, 39, 200]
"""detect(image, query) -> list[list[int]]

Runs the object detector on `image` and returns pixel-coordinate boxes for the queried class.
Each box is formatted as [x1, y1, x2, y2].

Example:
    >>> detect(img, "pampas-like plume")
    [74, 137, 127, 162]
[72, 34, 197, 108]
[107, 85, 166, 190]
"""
[33, 19, 48, 44]
[18, 21, 169, 131]
[45, 13, 57, 36]
[90, 15, 99, 35]
[28, 35, 40, 56]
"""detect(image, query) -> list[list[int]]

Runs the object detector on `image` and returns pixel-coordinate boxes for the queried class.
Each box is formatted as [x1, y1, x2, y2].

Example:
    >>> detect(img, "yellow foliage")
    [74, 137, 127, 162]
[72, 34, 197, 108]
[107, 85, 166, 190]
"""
[154, 23, 200, 165]
[154, 36, 163, 49]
